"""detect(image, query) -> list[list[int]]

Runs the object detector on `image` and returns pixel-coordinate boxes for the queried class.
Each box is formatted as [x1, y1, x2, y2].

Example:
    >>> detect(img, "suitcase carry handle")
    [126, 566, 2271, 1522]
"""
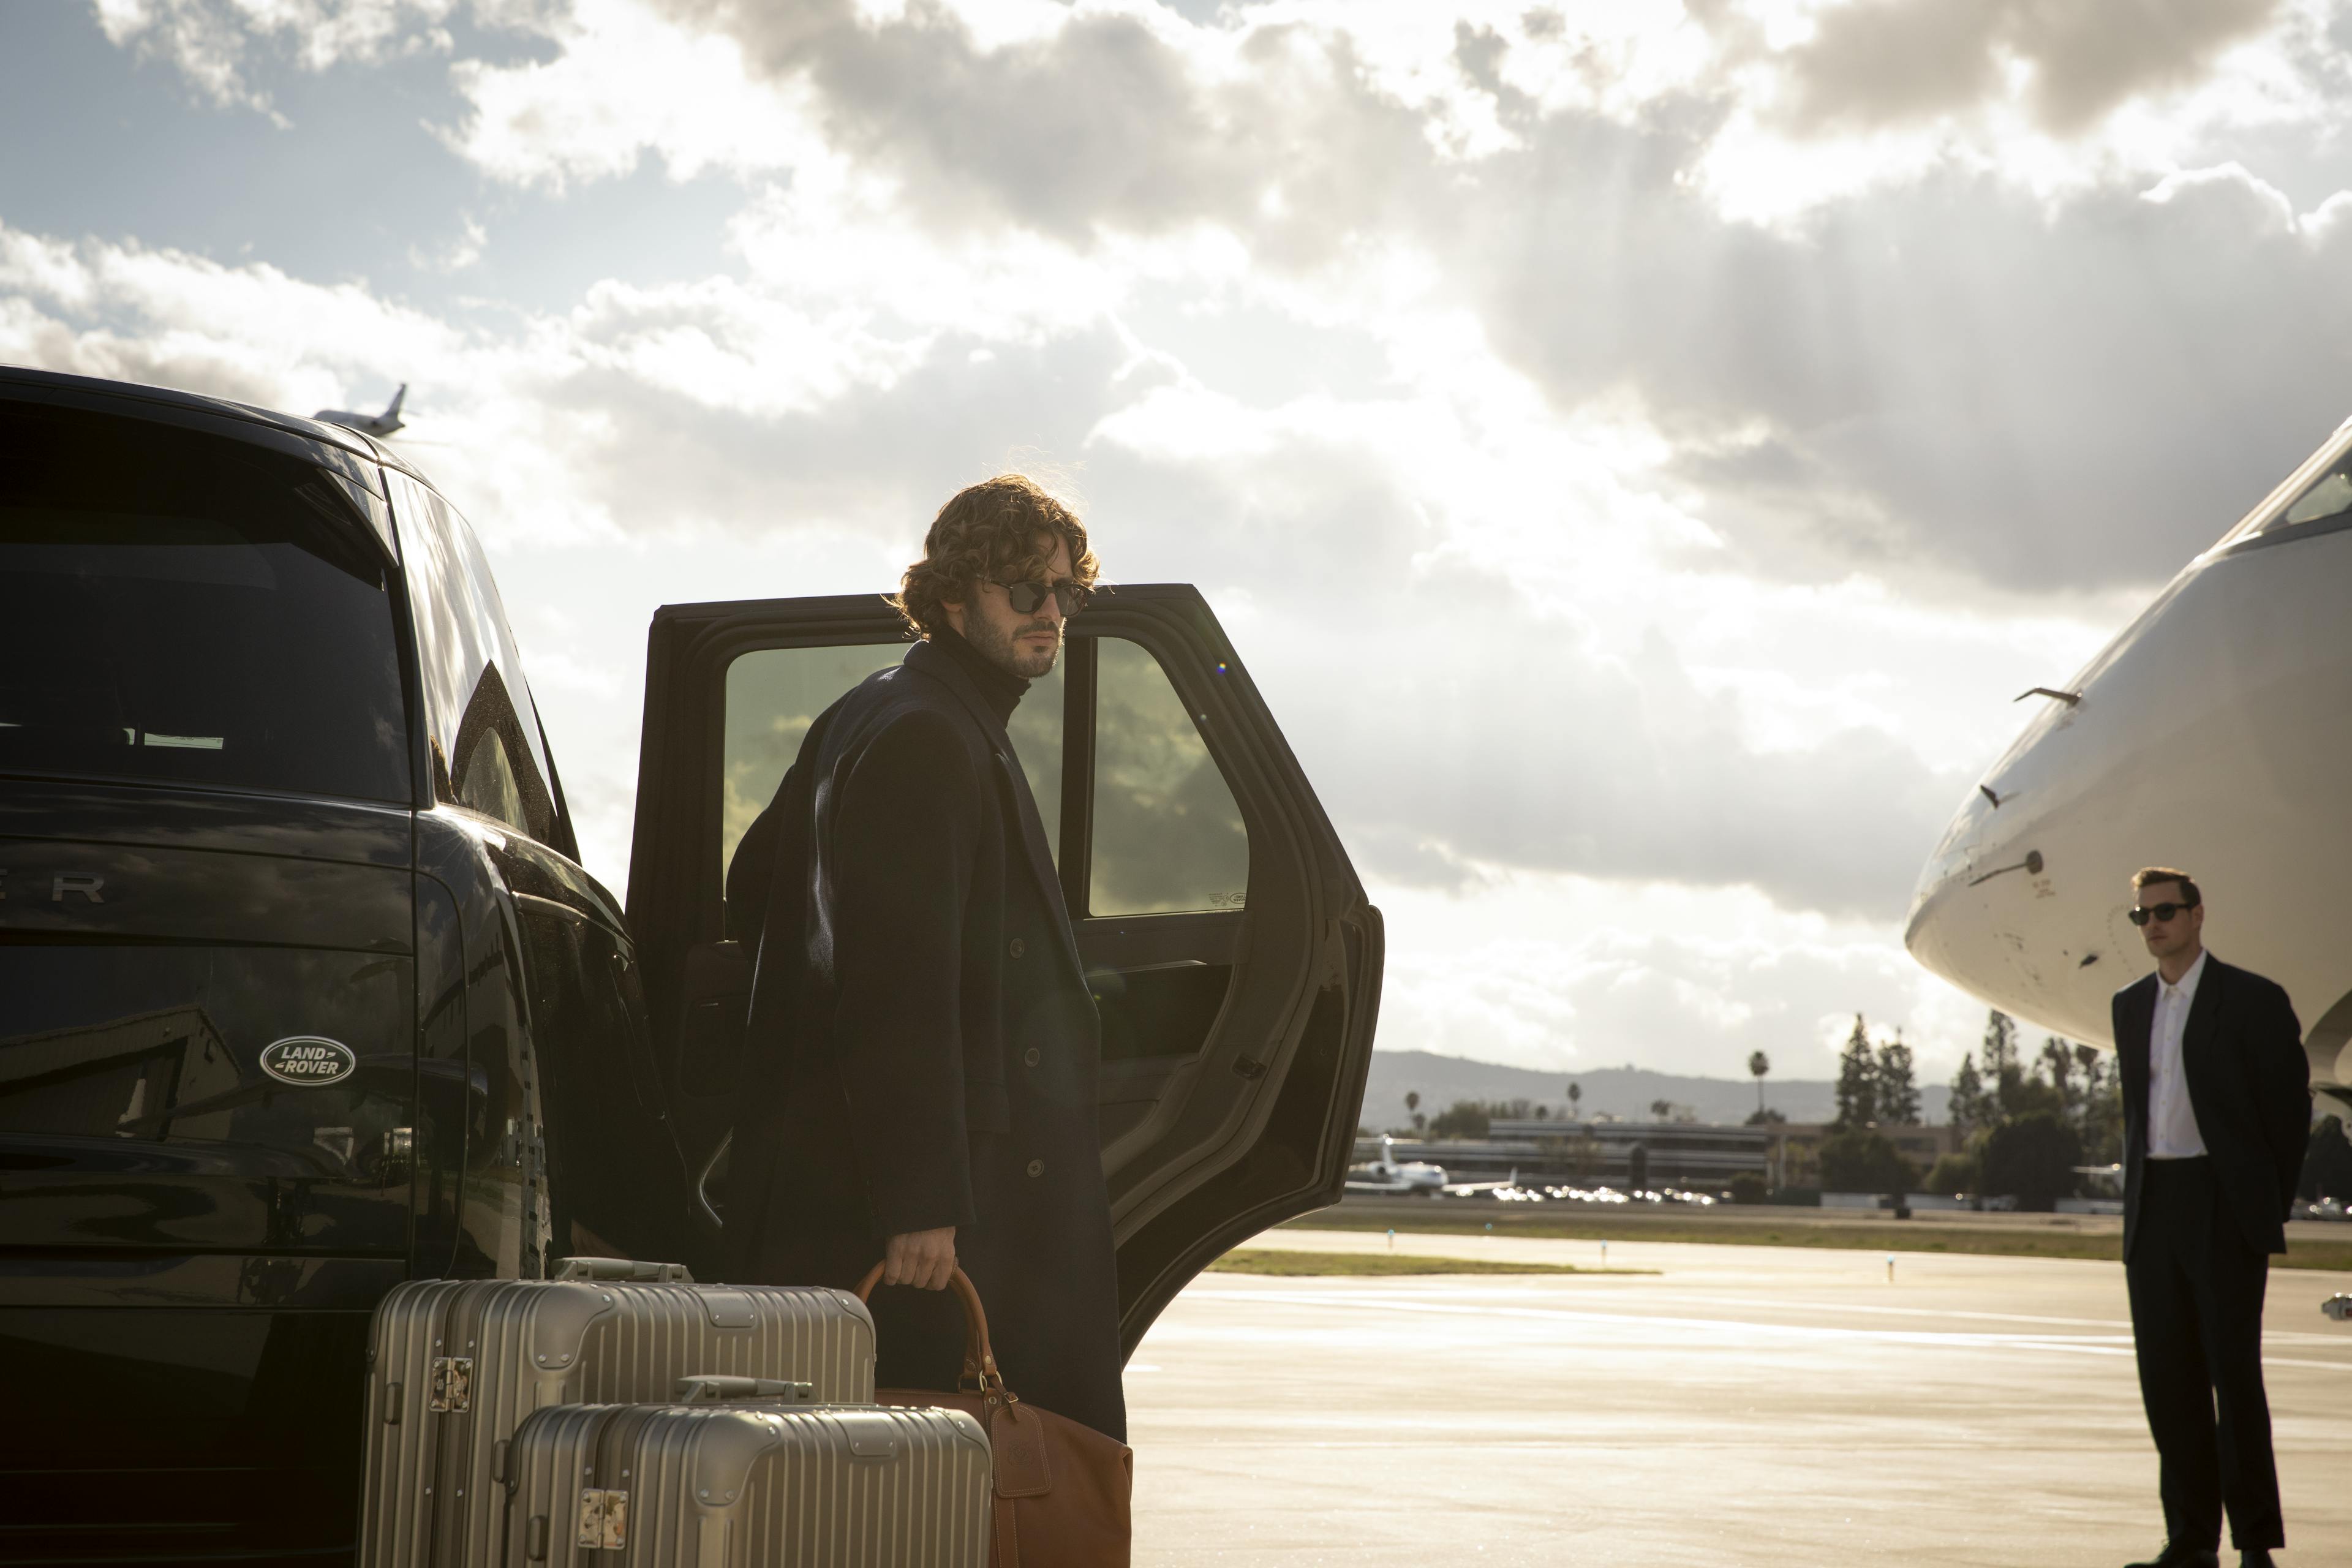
[676, 1375, 814, 1403]
[553, 1257, 694, 1284]
[854, 1263, 1014, 1404]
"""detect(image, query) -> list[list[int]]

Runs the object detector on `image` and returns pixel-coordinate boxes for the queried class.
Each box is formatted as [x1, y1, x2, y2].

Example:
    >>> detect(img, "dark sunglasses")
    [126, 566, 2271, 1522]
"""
[2128, 901, 2198, 927]
[997, 578, 1092, 616]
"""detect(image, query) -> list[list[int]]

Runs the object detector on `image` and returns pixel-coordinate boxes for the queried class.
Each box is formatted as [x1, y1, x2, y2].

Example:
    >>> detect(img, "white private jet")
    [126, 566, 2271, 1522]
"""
[1905, 414, 2352, 1122]
[315, 383, 407, 438]
[1441, 1168, 1524, 1198]
[1343, 1136, 1449, 1196]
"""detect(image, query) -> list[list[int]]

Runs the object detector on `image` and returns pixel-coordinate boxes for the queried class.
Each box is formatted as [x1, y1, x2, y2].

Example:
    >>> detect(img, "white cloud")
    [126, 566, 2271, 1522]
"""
[56, 0, 2352, 1080]
[443, 0, 818, 186]
[409, 215, 489, 273]
[90, 0, 466, 115]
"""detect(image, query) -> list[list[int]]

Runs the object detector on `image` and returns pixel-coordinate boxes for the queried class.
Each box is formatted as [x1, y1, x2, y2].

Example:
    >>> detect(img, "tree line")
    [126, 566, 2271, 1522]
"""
[1811, 1009, 2122, 1205]
[1935, 1009, 2123, 1208]
[1361, 1014, 2352, 1212]
[1812, 1013, 1927, 1193]
[1381, 1087, 1690, 1142]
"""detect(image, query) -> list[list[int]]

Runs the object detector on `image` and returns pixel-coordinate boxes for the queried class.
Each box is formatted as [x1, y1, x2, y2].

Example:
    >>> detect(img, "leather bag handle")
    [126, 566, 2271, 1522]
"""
[853, 1262, 1016, 1403]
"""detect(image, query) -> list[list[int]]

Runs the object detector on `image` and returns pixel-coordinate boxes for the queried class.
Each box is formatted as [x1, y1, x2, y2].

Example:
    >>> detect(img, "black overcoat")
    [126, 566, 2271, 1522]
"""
[720, 635, 1125, 1442]
[2113, 954, 2309, 1262]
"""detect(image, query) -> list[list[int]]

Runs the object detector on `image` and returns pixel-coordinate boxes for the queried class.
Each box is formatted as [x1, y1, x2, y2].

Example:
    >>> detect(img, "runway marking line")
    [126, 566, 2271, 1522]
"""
[1187, 1285, 2352, 1373]
[1419, 1291, 2352, 1348]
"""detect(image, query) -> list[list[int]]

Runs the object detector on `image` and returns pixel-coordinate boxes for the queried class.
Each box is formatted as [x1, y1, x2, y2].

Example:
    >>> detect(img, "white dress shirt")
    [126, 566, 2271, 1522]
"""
[2146, 948, 2210, 1160]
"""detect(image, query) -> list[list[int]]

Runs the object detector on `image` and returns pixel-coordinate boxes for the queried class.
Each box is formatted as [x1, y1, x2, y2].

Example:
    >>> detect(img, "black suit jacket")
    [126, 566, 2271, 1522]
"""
[717, 637, 1125, 1438]
[2114, 954, 2309, 1261]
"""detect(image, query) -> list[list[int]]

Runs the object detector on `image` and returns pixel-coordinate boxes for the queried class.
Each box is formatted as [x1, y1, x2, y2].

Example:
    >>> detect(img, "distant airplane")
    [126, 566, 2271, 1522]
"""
[315, 383, 406, 437]
[1905, 412, 2352, 1123]
[1343, 1135, 1448, 1196]
[1441, 1167, 1522, 1198]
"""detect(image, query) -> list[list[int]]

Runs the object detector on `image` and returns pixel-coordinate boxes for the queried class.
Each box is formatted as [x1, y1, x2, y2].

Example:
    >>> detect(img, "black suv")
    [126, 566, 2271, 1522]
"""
[0, 368, 1383, 1565]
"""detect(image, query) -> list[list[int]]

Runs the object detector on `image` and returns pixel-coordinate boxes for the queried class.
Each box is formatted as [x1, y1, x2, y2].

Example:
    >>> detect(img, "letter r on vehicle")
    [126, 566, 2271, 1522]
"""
[53, 875, 105, 903]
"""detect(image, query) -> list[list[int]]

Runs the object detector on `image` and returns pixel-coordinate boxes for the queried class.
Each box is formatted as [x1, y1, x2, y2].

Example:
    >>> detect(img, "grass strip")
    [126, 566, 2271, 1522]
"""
[1208, 1248, 1653, 1278]
[1282, 1210, 2352, 1272]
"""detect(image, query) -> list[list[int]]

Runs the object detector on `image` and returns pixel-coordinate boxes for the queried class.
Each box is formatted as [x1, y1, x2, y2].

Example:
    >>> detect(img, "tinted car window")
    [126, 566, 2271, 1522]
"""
[1090, 636, 1247, 914]
[391, 470, 559, 842]
[718, 641, 1065, 886]
[0, 405, 409, 802]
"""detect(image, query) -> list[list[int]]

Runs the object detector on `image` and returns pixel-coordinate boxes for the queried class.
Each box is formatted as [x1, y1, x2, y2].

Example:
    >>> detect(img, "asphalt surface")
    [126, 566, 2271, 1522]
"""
[1126, 1229, 2352, 1566]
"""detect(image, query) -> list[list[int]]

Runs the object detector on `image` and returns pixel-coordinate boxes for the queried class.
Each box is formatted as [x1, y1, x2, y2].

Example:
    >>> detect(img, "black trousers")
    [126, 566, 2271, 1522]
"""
[2125, 1156, 2283, 1552]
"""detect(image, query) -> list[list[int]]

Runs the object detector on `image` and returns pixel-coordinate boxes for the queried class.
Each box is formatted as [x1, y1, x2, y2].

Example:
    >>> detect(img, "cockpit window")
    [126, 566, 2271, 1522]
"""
[2276, 462, 2352, 529]
[2218, 424, 2352, 549]
[0, 405, 410, 803]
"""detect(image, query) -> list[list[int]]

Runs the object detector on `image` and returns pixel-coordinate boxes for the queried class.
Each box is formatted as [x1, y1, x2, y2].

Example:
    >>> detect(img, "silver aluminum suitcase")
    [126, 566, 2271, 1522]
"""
[360, 1259, 876, 1568]
[502, 1388, 992, 1568]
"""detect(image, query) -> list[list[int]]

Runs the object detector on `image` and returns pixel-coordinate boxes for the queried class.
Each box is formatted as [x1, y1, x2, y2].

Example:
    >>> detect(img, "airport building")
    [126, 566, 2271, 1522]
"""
[1766, 1122, 1960, 1189]
[1354, 1118, 1962, 1194]
[1356, 1120, 1772, 1189]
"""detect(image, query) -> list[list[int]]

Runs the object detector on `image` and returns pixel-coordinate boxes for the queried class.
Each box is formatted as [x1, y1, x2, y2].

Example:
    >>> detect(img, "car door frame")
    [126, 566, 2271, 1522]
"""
[625, 586, 1382, 1350]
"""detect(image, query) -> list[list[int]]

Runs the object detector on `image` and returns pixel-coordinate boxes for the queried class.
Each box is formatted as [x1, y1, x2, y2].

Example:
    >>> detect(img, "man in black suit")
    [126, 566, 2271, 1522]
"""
[2115, 868, 2310, 1568]
[722, 475, 1126, 1441]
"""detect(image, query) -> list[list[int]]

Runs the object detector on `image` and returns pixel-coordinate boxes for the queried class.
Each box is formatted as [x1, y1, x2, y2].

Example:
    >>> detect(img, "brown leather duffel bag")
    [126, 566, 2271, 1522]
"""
[856, 1264, 1133, 1567]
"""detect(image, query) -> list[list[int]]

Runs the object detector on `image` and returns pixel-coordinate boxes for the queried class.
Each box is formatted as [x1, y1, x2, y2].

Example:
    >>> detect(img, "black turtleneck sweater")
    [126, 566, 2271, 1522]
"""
[928, 624, 1028, 725]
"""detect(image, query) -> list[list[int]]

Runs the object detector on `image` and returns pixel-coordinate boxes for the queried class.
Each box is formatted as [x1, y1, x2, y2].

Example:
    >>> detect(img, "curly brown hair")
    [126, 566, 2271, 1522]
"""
[890, 473, 1100, 636]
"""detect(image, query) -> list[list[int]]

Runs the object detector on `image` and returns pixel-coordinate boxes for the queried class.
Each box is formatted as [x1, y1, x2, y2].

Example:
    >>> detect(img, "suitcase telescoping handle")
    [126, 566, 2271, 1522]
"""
[854, 1263, 1014, 1404]
[552, 1257, 693, 1284]
[675, 1375, 814, 1403]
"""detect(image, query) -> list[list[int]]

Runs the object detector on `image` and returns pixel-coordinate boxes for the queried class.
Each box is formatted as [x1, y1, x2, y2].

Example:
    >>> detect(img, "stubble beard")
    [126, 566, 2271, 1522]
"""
[967, 609, 1060, 680]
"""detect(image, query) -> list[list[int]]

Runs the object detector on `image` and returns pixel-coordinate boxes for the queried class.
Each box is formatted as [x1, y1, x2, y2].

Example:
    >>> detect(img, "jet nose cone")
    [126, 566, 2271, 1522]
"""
[1904, 737, 2125, 1048]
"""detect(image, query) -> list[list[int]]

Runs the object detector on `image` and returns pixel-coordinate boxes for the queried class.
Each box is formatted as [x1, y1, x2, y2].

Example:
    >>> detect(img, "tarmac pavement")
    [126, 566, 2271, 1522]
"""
[1126, 1229, 2352, 1566]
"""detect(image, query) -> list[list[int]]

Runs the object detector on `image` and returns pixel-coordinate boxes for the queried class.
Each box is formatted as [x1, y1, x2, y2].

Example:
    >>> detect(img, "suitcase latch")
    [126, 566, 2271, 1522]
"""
[577, 1488, 630, 1550]
[429, 1356, 473, 1413]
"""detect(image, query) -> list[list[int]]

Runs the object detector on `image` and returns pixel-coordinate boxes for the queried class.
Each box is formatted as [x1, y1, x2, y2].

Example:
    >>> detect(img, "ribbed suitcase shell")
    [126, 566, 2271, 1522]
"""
[502, 1401, 992, 1568]
[360, 1270, 876, 1568]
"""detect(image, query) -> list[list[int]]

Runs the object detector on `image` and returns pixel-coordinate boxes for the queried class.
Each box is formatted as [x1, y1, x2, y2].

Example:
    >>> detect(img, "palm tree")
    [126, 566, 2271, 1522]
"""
[1749, 1050, 1771, 1117]
[1403, 1090, 1420, 1126]
[1566, 1082, 1581, 1121]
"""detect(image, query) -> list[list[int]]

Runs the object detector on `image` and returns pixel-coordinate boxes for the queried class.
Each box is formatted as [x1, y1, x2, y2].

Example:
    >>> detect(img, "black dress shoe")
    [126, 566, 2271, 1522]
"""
[2237, 1552, 2275, 1567]
[2125, 1548, 2217, 1568]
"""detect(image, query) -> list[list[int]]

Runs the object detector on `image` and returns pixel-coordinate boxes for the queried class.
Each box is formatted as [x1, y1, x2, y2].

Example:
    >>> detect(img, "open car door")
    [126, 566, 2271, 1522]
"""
[625, 586, 1382, 1351]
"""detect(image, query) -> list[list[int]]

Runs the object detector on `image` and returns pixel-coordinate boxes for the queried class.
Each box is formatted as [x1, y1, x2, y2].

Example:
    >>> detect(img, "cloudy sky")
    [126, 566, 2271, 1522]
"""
[9, 0, 2350, 1087]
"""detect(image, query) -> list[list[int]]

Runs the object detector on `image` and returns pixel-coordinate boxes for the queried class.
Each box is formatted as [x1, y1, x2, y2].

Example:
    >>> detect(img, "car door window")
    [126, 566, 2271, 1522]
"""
[720, 641, 1065, 886]
[722, 644, 900, 881]
[1088, 637, 1247, 915]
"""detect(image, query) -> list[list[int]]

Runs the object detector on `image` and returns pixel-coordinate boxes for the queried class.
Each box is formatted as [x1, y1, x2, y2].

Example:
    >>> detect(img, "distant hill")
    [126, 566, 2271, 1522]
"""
[1362, 1049, 1950, 1129]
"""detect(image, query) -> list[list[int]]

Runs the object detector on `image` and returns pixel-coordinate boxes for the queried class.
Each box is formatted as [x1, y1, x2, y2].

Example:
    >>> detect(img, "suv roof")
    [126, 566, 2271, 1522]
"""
[0, 364, 436, 488]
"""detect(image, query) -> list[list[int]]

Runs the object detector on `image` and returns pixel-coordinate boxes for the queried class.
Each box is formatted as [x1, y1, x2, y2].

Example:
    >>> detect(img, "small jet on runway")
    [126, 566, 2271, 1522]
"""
[1441, 1168, 1524, 1198]
[315, 383, 407, 437]
[1344, 1136, 1448, 1196]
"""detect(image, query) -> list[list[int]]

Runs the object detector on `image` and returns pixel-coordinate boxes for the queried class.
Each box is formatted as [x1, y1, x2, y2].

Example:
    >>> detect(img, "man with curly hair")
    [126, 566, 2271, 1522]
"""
[722, 475, 1125, 1440]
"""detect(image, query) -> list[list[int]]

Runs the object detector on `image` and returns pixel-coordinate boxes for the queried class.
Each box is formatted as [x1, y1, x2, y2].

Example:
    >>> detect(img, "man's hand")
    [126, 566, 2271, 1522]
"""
[883, 1226, 958, 1290]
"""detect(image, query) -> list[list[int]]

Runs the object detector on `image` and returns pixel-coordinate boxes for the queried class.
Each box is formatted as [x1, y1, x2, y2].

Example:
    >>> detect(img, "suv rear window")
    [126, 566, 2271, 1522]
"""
[0, 404, 410, 804]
